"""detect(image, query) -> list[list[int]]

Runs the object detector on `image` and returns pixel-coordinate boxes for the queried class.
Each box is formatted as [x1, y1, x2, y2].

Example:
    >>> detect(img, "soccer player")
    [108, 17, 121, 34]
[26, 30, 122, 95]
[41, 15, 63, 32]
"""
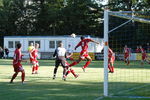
[108, 48, 115, 73]
[10, 43, 26, 84]
[66, 44, 74, 61]
[136, 46, 140, 53]
[64, 62, 79, 80]
[139, 46, 150, 65]
[123, 45, 131, 65]
[30, 43, 40, 74]
[52, 42, 67, 80]
[69, 36, 100, 72]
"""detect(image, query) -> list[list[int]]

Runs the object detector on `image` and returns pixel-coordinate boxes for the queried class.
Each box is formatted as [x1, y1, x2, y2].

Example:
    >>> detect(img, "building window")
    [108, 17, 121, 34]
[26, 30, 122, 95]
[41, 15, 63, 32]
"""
[49, 41, 55, 48]
[15, 41, 20, 48]
[35, 41, 40, 48]
[8, 41, 13, 48]
[56, 41, 62, 47]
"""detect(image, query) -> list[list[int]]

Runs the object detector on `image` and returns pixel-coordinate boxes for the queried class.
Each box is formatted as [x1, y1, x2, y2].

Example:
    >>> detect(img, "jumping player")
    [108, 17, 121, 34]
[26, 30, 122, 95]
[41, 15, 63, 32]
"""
[108, 48, 115, 73]
[123, 45, 131, 65]
[69, 36, 99, 72]
[10, 43, 26, 84]
[30, 43, 40, 74]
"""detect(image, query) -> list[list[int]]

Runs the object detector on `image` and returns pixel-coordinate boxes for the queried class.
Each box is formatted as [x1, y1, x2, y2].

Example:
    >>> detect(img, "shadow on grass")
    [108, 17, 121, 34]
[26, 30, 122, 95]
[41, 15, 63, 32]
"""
[0, 80, 150, 100]
[0, 80, 103, 100]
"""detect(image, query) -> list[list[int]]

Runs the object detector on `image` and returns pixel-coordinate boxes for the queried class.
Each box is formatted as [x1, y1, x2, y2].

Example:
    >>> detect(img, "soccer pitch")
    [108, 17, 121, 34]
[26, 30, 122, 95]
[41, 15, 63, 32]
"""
[0, 59, 150, 100]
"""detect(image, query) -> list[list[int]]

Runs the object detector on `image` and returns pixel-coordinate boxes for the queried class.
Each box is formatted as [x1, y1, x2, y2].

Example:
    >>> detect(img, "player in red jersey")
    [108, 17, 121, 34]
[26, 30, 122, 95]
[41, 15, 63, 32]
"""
[30, 43, 40, 74]
[123, 45, 131, 65]
[139, 46, 150, 65]
[10, 43, 26, 84]
[69, 36, 99, 72]
[108, 48, 115, 73]
[64, 61, 79, 80]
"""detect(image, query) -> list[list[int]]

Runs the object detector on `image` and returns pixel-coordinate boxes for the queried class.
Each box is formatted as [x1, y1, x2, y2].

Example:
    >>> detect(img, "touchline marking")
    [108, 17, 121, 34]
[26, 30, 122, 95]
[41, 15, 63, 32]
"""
[94, 96, 104, 100]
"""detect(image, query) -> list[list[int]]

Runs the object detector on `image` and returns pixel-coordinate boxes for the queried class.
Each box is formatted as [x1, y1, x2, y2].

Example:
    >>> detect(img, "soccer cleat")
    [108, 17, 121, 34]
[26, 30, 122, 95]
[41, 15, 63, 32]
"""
[75, 74, 79, 78]
[62, 76, 66, 81]
[53, 75, 56, 80]
[22, 82, 25, 85]
[82, 67, 85, 72]
[9, 81, 13, 84]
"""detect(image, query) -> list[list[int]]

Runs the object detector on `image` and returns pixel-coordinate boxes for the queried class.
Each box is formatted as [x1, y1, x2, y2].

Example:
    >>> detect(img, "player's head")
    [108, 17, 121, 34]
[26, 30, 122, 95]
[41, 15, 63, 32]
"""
[68, 44, 71, 47]
[30, 43, 34, 46]
[59, 42, 63, 47]
[35, 43, 39, 49]
[80, 36, 85, 40]
[16, 43, 22, 49]
[125, 45, 127, 48]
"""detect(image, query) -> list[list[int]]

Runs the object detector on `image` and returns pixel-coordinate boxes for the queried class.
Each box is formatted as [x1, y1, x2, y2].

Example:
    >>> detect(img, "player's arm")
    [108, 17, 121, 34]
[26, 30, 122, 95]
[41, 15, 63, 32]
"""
[90, 39, 100, 44]
[75, 42, 81, 50]
[53, 49, 57, 57]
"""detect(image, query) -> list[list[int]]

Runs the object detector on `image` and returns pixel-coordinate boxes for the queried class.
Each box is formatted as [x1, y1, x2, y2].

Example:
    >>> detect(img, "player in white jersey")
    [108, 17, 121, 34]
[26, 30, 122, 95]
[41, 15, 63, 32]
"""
[52, 42, 67, 80]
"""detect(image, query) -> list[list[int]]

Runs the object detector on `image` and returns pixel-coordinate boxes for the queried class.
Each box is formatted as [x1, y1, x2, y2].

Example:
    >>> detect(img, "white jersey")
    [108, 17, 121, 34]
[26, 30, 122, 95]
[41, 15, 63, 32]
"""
[56, 47, 66, 56]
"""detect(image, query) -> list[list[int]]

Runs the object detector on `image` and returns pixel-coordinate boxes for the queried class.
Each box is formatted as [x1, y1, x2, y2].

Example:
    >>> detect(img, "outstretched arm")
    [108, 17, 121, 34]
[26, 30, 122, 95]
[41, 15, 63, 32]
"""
[90, 39, 100, 44]
[75, 42, 81, 50]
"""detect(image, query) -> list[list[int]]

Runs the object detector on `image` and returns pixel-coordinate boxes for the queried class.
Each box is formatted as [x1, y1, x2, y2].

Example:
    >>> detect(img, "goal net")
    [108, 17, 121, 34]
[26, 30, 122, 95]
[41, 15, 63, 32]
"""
[103, 10, 150, 98]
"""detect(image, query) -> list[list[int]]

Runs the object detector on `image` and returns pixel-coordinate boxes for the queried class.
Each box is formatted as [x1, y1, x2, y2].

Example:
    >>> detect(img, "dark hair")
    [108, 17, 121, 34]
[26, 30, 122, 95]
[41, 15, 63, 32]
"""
[80, 36, 85, 40]
[17, 43, 22, 49]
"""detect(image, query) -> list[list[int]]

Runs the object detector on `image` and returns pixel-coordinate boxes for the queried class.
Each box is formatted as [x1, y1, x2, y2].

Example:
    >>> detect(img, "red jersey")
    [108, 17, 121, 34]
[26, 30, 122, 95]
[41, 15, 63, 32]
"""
[140, 48, 147, 56]
[108, 48, 113, 58]
[108, 48, 115, 63]
[124, 48, 130, 54]
[140, 48, 147, 60]
[76, 38, 92, 51]
[30, 49, 38, 60]
[13, 49, 22, 65]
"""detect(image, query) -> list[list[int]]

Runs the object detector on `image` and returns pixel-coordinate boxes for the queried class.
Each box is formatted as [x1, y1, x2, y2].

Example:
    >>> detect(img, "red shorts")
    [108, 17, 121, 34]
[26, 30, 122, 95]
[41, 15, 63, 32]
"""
[30, 58, 38, 64]
[13, 63, 24, 72]
[80, 50, 89, 60]
[109, 56, 115, 63]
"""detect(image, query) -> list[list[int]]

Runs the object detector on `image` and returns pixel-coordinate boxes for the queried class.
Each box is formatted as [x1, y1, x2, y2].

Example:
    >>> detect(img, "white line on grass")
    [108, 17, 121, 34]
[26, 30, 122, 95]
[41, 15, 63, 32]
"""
[116, 84, 150, 95]
[95, 84, 150, 100]
[94, 96, 104, 100]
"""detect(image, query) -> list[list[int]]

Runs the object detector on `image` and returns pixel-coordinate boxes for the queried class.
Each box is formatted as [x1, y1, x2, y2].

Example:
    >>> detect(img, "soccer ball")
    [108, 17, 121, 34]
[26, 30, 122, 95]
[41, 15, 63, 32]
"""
[71, 33, 76, 38]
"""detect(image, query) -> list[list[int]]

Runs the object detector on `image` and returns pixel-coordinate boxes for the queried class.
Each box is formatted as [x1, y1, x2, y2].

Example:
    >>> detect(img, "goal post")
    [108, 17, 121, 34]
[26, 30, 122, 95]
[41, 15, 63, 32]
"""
[103, 9, 109, 97]
[103, 10, 150, 98]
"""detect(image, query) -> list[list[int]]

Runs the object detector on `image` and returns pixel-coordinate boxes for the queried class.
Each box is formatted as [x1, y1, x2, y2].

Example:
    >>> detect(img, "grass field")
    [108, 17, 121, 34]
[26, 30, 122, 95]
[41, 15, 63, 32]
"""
[0, 59, 150, 100]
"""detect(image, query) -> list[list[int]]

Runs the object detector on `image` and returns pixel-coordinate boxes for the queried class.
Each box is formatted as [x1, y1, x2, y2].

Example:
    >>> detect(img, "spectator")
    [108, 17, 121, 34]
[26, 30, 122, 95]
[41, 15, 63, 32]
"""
[4, 47, 9, 59]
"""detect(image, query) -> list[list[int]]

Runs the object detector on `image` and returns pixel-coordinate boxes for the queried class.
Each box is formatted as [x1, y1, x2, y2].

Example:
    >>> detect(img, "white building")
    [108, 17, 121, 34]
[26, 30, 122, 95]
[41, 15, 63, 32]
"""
[4, 36, 103, 59]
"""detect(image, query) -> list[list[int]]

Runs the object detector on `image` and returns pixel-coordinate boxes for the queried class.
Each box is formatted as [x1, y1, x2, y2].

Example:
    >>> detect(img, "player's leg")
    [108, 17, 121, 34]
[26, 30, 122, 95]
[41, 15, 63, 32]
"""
[70, 67, 79, 78]
[10, 72, 18, 83]
[127, 56, 130, 65]
[82, 55, 92, 72]
[21, 70, 25, 84]
[53, 60, 60, 79]
[35, 61, 39, 74]
[32, 62, 36, 74]
[69, 57, 82, 67]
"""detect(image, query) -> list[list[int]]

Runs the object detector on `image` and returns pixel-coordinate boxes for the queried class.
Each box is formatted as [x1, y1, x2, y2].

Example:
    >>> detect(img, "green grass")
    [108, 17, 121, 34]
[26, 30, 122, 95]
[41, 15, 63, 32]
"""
[0, 59, 150, 100]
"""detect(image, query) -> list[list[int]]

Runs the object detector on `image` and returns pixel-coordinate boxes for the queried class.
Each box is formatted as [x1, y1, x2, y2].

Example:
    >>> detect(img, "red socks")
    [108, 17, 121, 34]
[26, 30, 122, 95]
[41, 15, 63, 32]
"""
[21, 72, 25, 82]
[83, 61, 91, 69]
